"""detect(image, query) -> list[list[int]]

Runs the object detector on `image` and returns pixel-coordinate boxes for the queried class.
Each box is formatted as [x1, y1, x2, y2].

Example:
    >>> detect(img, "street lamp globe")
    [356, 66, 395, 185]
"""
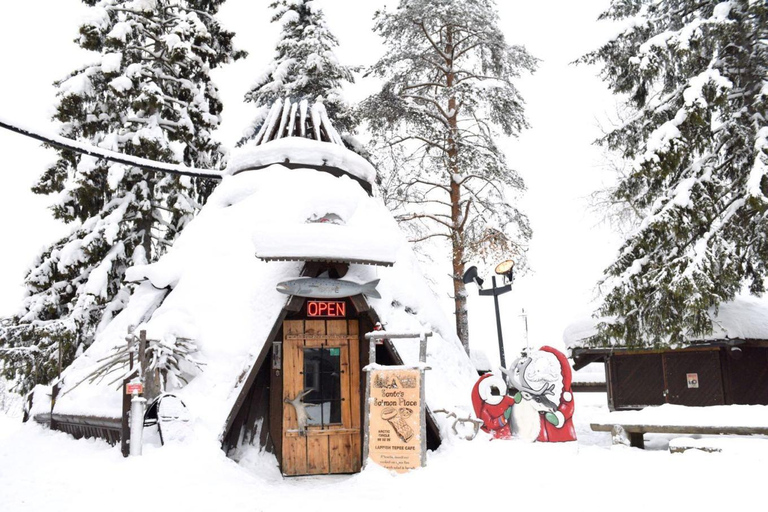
[494, 259, 514, 282]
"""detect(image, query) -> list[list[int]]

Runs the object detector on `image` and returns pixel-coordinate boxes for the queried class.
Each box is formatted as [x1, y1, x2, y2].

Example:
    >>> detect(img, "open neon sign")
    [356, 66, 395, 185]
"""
[307, 301, 347, 318]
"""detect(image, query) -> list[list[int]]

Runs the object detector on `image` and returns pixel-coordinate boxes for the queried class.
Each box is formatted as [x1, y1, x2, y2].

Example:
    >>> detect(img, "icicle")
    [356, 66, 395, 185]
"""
[276, 98, 292, 141]
[287, 100, 299, 138]
[299, 99, 308, 138]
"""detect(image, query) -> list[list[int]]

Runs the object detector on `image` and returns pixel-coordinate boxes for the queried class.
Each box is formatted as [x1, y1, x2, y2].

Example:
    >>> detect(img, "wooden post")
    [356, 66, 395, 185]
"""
[122, 330, 138, 457]
[138, 330, 147, 381]
[418, 332, 428, 468]
[121, 376, 133, 457]
[58, 339, 62, 379]
[50, 382, 60, 431]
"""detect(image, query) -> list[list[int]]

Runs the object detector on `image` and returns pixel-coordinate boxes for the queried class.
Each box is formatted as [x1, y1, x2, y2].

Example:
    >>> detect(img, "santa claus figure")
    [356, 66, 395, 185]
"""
[470, 373, 520, 439]
[505, 346, 576, 443]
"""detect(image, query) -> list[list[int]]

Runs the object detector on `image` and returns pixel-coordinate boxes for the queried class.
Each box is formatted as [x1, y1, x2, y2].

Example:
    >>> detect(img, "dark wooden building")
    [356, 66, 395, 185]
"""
[567, 297, 768, 411]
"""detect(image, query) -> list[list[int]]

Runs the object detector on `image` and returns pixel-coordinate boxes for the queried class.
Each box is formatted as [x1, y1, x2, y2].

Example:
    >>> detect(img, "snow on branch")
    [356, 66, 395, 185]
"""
[61, 329, 204, 397]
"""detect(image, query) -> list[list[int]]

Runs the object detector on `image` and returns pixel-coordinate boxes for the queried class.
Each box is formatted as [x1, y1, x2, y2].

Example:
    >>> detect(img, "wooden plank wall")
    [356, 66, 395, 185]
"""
[610, 353, 666, 409]
[282, 320, 307, 476]
[724, 346, 768, 405]
[222, 354, 274, 455]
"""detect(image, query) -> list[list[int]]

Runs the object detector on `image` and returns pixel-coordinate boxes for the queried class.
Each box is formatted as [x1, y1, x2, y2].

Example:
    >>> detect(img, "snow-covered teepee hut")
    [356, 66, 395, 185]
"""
[33, 99, 479, 476]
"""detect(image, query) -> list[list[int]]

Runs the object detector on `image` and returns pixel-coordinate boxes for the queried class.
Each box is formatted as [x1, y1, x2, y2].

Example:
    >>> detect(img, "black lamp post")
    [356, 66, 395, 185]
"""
[463, 260, 515, 368]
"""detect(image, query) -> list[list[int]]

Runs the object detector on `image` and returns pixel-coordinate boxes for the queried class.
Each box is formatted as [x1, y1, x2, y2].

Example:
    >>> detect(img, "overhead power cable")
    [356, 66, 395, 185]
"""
[0, 116, 223, 180]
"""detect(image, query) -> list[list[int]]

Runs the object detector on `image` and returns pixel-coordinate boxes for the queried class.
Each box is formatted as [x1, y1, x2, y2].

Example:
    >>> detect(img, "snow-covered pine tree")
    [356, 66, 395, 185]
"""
[361, 0, 537, 353]
[581, 0, 768, 347]
[238, 0, 357, 146]
[0, 0, 243, 394]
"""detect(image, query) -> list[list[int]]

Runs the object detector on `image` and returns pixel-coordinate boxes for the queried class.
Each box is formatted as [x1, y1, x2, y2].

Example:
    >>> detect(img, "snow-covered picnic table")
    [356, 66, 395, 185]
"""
[591, 404, 768, 449]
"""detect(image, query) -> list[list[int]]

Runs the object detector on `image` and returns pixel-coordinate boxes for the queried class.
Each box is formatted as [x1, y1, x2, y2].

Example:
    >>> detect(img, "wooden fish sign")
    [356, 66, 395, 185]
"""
[276, 277, 381, 299]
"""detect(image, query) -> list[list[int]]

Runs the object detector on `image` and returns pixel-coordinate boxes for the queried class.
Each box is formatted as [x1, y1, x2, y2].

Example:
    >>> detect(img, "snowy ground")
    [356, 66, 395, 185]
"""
[2, 393, 766, 512]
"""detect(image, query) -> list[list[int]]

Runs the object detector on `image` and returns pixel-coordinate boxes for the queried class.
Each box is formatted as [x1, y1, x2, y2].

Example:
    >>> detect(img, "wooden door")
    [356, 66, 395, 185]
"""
[281, 319, 361, 476]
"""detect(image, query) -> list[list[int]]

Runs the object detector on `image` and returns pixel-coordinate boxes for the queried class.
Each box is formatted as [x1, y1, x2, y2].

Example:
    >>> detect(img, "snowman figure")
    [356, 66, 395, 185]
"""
[504, 346, 577, 443]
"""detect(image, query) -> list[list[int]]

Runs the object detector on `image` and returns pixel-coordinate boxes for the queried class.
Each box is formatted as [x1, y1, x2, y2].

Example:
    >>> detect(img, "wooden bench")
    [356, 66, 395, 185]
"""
[591, 422, 768, 449]
[590, 404, 768, 450]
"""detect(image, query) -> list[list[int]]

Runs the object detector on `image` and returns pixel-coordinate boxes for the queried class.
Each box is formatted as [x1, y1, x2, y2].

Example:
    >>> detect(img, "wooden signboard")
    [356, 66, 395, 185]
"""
[368, 369, 422, 473]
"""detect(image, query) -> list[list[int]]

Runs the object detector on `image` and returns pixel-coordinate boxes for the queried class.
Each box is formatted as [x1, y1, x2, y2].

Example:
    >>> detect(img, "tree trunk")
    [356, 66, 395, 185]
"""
[139, 175, 154, 264]
[445, 26, 470, 354]
[452, 200, 469, 353]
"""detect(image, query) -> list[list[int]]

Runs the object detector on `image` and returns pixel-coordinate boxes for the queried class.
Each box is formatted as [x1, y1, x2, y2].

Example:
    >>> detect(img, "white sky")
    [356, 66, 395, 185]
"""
[0, 0, 622, 367]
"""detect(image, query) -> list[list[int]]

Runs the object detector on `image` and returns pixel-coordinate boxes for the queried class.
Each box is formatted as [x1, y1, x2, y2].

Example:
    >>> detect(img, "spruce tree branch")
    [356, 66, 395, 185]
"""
[125, 117, 180, 131]
[150, 212, 175, 231]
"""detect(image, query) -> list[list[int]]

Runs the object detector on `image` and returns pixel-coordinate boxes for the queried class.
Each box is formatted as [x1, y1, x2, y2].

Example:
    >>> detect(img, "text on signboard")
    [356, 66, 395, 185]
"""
[307, 301, 346, 317]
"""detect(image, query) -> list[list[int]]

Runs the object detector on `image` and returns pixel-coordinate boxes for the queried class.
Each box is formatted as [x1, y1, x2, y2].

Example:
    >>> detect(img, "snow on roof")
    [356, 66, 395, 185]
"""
[225, 136, 376, 188]
[564, 294, 768, 350]
[562, 317, 602, 350]
[54, 165, 478, 443]
[253, 223, 397, 267]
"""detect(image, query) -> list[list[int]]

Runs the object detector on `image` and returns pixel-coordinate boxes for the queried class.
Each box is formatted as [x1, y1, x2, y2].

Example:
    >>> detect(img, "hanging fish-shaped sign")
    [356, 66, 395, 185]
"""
[276, 277, 381, 299]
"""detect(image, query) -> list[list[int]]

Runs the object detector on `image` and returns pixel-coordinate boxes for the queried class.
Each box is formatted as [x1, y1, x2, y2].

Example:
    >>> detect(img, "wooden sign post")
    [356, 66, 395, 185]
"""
[363, 330, 431, 473]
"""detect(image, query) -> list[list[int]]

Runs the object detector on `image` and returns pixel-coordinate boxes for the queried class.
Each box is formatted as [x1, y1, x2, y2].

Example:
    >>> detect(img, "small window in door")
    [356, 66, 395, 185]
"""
[303, 347, 342, 426]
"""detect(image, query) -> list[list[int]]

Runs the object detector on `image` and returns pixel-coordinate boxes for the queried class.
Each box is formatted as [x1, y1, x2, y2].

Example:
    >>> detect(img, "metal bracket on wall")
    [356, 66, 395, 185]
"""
[272, 342, 282, 370]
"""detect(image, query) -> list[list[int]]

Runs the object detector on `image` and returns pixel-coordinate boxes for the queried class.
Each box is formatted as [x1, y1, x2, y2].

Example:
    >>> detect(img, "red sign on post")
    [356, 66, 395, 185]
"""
[126, 383, 144, 395]
[307, 301, 346, 318]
